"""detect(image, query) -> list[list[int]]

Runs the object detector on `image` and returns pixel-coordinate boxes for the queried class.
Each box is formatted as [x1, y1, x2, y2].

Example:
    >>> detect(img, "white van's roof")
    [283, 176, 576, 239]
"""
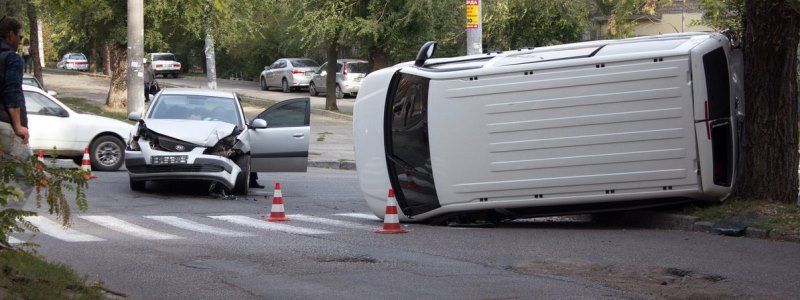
[416, 32, 720, 75]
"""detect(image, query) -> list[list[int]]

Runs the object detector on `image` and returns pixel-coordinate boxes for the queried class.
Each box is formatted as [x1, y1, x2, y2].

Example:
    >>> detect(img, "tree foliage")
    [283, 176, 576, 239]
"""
[692, 0, 744, 37]
[595, 0, 672, 38]
[484, 0, 591, 50]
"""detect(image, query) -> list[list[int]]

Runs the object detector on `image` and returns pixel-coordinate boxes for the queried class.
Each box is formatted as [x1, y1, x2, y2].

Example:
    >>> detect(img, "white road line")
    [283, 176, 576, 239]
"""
[23, 216, 105, 242]
[8, 236, 22, 245]
[79, 216, 181, 240]
[145, 216, 255, 237]
[209, 215, 332, 235]
[334, 213, 382, 222]
[288, 214, 372, 230]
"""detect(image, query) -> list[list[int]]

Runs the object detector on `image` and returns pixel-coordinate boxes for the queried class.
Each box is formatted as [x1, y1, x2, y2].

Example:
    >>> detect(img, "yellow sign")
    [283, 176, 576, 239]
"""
[466, 0, 479, 29]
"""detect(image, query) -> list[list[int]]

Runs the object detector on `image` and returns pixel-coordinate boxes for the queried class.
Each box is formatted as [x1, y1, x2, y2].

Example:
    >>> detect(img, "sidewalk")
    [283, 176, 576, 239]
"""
[41, 69, 356, 170]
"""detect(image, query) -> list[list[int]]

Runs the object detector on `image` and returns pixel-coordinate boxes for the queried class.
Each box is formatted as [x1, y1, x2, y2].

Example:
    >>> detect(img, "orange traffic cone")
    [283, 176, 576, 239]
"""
[376, 189, 407, 234]
[266, 182, 290, 222]
[36, 150, 45, 169]
[80, 148, 97, 179]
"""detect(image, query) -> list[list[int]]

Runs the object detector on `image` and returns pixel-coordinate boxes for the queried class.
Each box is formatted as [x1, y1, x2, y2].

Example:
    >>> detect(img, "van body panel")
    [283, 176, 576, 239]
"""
[353, 33, 738, 222]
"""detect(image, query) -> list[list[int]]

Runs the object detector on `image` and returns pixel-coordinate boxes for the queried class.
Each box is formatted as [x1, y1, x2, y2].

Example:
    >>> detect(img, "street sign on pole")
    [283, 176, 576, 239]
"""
[466, 0, 482, 55]
[127, 0, 145, 115]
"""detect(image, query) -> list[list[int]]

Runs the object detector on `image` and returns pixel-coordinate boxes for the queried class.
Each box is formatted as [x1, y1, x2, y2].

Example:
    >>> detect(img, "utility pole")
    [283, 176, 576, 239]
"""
[204, 1, 217, 90]
[466, 0, 483, 55]
[37, 19, 44, 68]
[127, 0, 145, 115]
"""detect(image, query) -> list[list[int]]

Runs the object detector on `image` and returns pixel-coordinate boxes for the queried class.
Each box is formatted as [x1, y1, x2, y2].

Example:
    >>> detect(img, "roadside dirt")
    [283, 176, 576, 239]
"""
[512, 259, 787, 299]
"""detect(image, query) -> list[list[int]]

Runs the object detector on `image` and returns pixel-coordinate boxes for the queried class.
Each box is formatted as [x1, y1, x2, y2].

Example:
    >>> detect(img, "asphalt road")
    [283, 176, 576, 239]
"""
[10, 169, 800, 299]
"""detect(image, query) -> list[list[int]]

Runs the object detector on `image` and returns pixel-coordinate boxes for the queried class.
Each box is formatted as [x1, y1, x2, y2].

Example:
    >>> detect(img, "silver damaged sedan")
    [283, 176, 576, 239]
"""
[125, 88, 310, 195]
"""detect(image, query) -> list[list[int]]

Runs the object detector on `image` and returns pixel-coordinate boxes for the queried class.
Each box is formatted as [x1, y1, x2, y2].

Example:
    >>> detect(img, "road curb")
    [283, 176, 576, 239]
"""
[44, 68, 110, 78]
[608, 210, 799, 243]
[308, 160, 356, 171]
[160, 82, 354, 121]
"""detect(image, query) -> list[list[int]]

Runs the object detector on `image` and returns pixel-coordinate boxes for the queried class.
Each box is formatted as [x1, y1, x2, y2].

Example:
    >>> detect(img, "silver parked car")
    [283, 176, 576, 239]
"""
[125, 88, 311, 195]
[309, 59, 369, 99]
[56, 52, 89, 71]
[259, 58, 319, 93]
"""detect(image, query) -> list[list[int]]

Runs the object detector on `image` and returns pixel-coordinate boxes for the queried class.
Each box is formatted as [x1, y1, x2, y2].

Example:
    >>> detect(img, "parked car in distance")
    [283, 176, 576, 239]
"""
[23, 74, 58, 97]
[148, 53, 182, 78]
[24, 85, 132, 171]
[260, 58, 319, 93]
[309, 59, 369, 99]
[56, 53, 88, 71]
[125, 88, 311, 195]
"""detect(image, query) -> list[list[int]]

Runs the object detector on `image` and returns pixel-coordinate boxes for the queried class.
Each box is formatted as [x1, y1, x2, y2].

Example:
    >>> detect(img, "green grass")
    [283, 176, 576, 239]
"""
[683, 198, 800, 234]
[0, 249, 107, 299]
[316, 132, 333, 142]
[58, 97, 133, 124]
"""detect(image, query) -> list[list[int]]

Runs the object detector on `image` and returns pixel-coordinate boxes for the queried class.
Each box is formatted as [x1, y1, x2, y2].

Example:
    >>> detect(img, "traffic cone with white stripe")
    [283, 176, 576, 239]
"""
[266, 182, 290, 222]
[376, 189, 407, 234]
[80, 148, 97, 179]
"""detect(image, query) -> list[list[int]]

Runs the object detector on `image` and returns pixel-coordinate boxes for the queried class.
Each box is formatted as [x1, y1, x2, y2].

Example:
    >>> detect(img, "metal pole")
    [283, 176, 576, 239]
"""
[127, 0, 145, 115]
[37, 19, 44, 68]
[466, 0, 483, 55]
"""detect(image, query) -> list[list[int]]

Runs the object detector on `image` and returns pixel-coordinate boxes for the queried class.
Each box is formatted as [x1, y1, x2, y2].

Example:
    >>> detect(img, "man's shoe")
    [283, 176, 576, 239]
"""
[249, 179, 265, 189]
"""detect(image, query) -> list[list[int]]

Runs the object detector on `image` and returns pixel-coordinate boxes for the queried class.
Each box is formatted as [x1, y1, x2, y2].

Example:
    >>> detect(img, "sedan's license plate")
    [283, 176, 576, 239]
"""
[152, 155, 188, 165]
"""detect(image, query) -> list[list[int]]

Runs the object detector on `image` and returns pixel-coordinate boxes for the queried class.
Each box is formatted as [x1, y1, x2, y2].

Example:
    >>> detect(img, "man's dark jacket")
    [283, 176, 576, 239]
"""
[0, 39, 26, 127]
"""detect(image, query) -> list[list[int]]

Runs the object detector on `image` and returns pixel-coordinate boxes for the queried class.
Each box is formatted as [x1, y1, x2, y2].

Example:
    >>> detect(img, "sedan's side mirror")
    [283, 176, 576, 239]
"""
[250, 118, 268, 129]
[47, 90, 58, 97]
[264, 66, 270, 71]
[128, 111, 143, 121]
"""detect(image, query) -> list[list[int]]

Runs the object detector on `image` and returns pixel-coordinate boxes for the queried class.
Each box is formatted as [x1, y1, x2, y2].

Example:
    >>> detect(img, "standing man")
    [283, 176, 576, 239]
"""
[0, 16, 32, 210]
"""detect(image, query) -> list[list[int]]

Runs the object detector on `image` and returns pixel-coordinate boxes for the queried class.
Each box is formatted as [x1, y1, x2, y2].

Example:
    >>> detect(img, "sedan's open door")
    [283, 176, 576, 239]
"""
[249, 98, 310, 172]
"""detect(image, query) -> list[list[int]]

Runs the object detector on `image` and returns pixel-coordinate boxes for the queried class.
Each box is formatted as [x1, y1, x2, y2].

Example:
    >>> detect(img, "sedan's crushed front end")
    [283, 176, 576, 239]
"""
[126, 120, 246, 189]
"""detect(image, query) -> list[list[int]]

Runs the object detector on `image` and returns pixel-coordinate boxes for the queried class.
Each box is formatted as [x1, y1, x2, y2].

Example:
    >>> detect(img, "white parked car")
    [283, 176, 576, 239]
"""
[353, 33, 742, 223]
[56, 53, 88, 71]
[24, 85, 133, 170]
[148, 53, 182, 78]
[125, 88, 311, 195]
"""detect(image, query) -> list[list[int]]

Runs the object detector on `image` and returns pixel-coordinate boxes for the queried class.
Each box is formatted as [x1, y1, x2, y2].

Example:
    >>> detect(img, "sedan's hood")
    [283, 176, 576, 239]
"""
[142, 119, 237, 146]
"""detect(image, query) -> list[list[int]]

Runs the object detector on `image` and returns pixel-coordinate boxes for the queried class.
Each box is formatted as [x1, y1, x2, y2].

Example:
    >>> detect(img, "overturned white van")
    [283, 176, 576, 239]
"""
[353, 33, 742, 223]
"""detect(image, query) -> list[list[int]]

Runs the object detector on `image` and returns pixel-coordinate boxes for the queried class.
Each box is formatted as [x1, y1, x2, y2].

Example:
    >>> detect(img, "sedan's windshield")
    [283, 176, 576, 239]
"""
[153, 54, 176, 61]
[291, 59, 318, 68]
[149, 94, 242, 126]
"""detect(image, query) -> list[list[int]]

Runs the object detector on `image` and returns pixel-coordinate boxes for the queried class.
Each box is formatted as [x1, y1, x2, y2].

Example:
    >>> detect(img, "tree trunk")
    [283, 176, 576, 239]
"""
[204, 2, 217, 89]
[325, 41, 339, 111]
[26, 2, 43, 87]
[368, 45, 388, 72]
[102, 42, 112, 75]
[88, 37, 98, 73]
[105, 43, 128, 110]
[737, 0, 800, 203]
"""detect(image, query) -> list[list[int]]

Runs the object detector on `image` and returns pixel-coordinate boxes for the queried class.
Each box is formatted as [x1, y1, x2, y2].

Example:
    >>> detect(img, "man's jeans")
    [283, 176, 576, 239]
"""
[0, 122, 32, 210]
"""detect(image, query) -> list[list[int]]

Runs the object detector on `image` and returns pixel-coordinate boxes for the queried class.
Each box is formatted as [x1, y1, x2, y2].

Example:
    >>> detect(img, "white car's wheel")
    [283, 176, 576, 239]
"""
[282, 79, 290, 93]
[90, 135, 125, 171]
[309, 82, 318, 96]
[260, 77, 268, 91]
[335, 85, 344, 99]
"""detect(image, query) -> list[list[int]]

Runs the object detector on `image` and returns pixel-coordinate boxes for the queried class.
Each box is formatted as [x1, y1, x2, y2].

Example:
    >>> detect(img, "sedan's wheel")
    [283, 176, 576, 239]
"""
[282, 79, 290, 93]
[232, 155, 251, 195]
[172, 73, 179, 78]
[260, 77, 268, 91]
[90, 135, 125, 171]
[335, 85, 344, 99]
[309, 82, 318, 96]
[130, 178, 145, 191]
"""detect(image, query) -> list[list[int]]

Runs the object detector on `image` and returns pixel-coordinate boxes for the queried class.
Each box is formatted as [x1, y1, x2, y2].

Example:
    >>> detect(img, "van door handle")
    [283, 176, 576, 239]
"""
[293, 133, 304, 138]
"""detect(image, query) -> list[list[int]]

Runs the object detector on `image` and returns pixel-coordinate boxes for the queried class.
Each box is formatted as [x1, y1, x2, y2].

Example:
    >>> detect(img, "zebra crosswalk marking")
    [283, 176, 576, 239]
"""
[289, 214, 372, 229]
[209, 215, 332, 235]
[334, 213, 382, 222]
[145, 216, 254, 237]
[24, 216, 105, 242]
[79, 216, 181, 240]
